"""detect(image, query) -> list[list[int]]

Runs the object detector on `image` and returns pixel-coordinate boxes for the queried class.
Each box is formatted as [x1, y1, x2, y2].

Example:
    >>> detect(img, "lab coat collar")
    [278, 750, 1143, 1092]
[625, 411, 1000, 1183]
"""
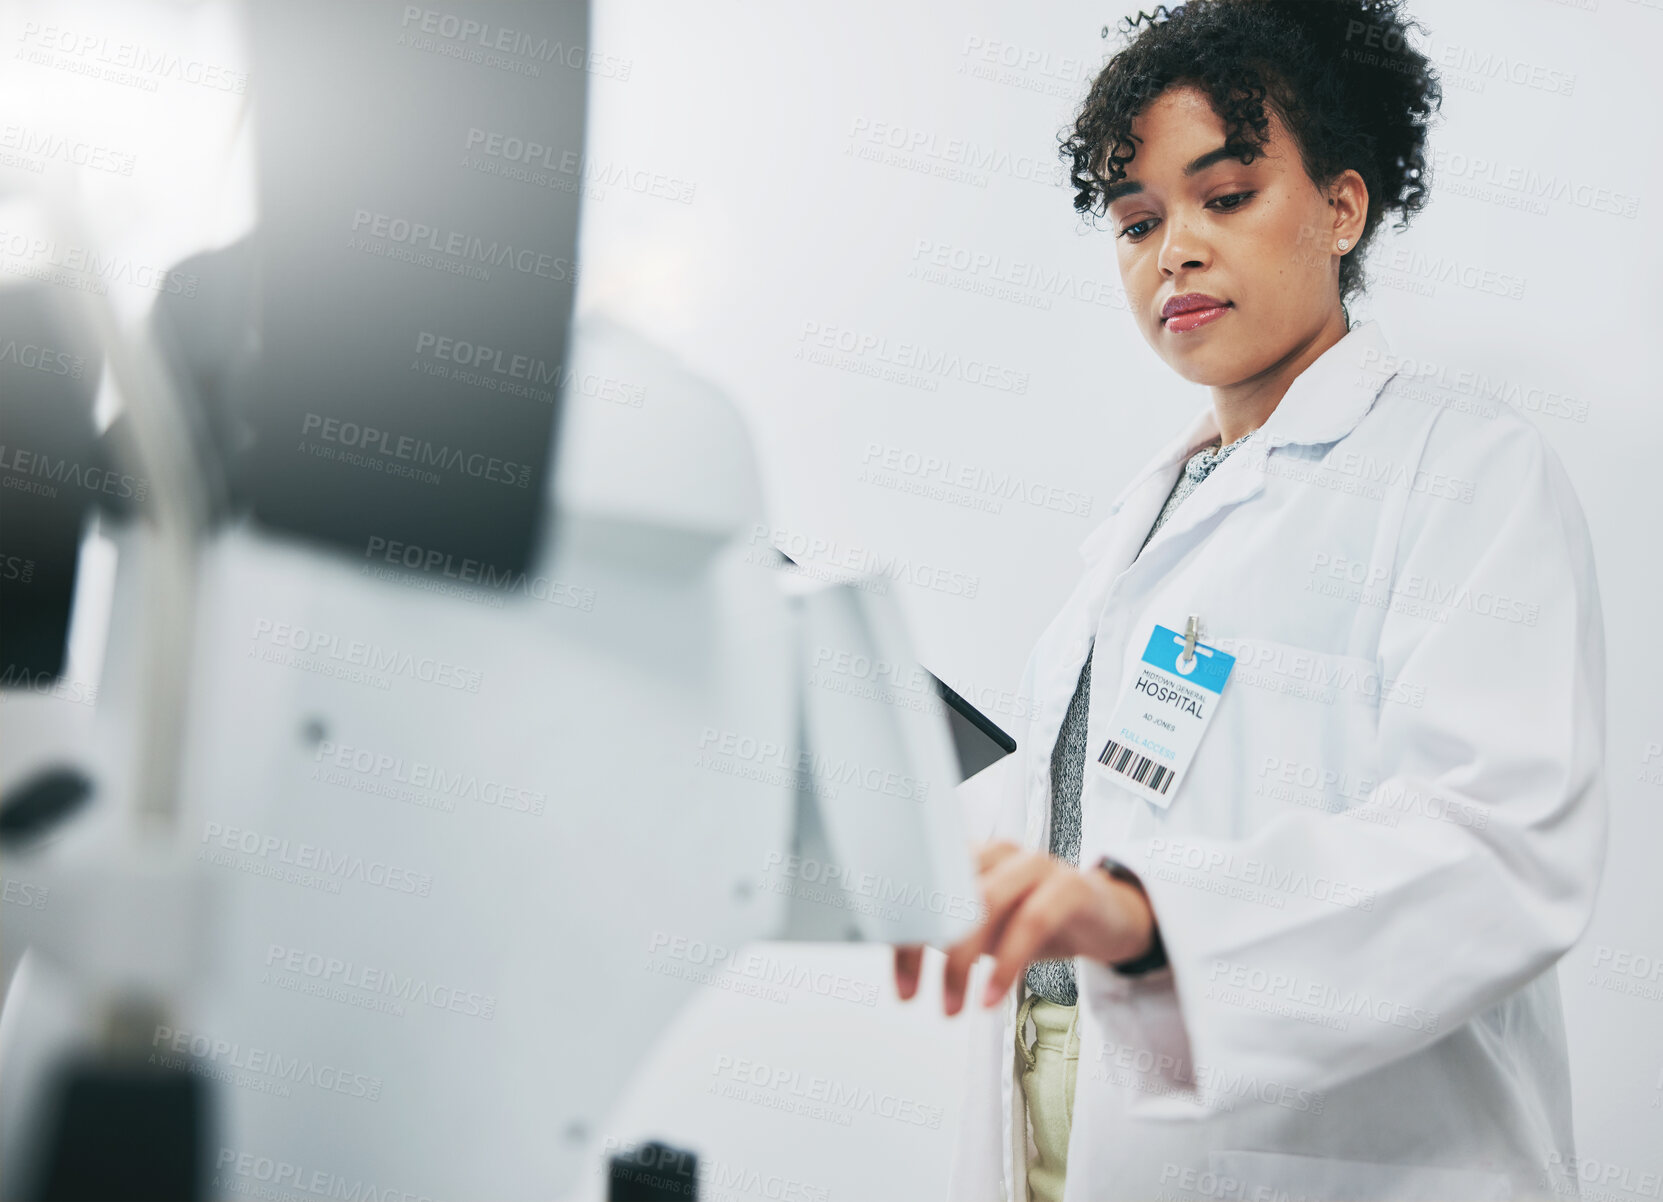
[1254, 318, 1398, 450]
[1078, 319, 1398, 565]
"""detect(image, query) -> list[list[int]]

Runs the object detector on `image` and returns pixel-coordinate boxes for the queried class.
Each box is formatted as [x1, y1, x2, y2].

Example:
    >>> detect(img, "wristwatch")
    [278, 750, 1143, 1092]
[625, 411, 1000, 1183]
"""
[1096, 855, 1169, 976]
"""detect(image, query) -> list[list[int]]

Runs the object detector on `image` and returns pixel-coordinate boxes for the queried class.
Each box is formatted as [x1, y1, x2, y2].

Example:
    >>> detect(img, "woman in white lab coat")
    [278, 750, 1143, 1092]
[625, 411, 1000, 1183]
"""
[894, 2, 1607, 1200]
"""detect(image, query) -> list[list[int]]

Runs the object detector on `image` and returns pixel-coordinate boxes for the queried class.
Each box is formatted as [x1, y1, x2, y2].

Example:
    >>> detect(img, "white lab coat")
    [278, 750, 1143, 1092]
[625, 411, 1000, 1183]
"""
[946, 319, 1607, 1202]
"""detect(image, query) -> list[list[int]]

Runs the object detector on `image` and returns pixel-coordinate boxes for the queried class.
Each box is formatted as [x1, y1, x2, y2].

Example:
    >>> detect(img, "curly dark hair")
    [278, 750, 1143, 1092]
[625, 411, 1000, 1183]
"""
[1060, 0, 1443, 308]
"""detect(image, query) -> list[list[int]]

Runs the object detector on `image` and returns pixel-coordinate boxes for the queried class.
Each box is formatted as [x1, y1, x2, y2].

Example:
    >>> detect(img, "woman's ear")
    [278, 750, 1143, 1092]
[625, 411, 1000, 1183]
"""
[1324, 168, 1369, 252]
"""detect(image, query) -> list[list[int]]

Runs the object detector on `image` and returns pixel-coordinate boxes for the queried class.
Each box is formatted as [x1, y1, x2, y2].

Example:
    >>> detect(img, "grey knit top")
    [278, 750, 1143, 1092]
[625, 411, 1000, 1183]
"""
[1023, 429, 1254, 1005]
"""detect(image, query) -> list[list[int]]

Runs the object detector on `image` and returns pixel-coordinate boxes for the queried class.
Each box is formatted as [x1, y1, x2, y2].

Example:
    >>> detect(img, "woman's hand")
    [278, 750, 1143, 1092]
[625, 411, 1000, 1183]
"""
[893, 840, 1155, 1015]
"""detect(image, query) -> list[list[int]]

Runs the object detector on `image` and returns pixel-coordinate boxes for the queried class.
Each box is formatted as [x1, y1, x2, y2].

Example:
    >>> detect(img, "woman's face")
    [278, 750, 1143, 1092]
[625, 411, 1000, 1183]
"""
[1105, 83, 1365, 386]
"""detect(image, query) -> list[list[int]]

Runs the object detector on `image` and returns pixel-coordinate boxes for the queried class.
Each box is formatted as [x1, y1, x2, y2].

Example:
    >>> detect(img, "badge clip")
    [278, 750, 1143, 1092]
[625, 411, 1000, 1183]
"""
[1181, 614, 1201, 667]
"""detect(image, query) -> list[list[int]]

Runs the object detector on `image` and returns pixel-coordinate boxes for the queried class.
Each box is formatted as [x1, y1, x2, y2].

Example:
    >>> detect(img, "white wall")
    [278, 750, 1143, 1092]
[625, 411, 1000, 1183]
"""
[574, 1, 1663, 1197]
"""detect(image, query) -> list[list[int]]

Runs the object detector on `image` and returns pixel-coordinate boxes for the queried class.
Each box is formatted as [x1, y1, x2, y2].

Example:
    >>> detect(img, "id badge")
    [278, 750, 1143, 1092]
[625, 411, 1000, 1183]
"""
[1095, 623, 1235, 807]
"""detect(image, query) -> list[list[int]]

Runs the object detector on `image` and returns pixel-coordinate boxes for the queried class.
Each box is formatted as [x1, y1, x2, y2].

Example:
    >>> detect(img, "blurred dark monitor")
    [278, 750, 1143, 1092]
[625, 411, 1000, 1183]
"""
[0, 289, 101, 684]
[245, 0, 588, 573]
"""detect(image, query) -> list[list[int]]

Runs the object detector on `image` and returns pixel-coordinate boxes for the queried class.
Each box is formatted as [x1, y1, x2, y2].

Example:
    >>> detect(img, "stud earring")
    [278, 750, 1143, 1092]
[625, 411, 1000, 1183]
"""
[1337, 238, 1350, 251]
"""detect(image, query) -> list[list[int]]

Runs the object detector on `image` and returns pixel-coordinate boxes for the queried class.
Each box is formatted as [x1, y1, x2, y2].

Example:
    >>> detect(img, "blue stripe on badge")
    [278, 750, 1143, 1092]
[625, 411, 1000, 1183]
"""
[1141, 624, 1236, 694]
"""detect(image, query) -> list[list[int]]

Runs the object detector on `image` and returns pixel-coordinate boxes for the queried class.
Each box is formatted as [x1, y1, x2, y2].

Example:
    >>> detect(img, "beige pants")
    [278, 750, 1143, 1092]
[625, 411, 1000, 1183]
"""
[1017, 985, 1081, 1202]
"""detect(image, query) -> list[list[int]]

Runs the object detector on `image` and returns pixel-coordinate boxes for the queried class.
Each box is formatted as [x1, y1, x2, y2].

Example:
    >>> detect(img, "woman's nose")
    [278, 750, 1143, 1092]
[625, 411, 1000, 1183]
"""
[1158, 215, 1212, 276]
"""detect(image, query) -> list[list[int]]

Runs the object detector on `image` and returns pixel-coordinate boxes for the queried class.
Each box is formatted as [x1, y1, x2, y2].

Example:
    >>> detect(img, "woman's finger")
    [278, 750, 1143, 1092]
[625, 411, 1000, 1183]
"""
[974, 840, 1024, 874]
[980, 871, 1078, 1008]
[893, 944, 924, 1001]
[941, 854, 1053, 1015]
[976, 850, 1056, 931]
[940, 927, 991, 1017]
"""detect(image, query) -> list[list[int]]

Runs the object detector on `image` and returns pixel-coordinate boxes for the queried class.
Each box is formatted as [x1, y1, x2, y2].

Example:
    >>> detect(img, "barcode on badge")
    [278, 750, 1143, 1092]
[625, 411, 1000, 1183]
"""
[1098, 738, 1175, 796]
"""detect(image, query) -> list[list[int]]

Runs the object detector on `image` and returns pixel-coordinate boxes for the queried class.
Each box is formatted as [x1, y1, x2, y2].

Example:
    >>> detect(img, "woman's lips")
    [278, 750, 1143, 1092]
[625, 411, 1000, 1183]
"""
[1163, 303, 1232, 333]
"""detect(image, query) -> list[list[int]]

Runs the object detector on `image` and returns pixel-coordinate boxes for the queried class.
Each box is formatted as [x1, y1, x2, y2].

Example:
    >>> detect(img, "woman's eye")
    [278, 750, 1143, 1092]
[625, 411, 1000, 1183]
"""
[1116, 192, 1256, 242]
[1211, 190, 1256, 211]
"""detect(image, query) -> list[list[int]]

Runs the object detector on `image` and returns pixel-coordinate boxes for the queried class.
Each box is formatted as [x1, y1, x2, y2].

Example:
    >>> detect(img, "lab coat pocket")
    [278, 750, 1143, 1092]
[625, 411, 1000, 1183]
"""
[1203, 1148, 1514, 1201]
[1195, 635, 1383, 835]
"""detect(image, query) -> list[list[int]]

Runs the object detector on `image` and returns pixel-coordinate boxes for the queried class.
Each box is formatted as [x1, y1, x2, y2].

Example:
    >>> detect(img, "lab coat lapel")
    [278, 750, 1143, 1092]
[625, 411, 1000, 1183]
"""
[1021, 407, 1217, 854]
[1077, 403, 1218, 579]
[1128, 433, 1270, 563]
